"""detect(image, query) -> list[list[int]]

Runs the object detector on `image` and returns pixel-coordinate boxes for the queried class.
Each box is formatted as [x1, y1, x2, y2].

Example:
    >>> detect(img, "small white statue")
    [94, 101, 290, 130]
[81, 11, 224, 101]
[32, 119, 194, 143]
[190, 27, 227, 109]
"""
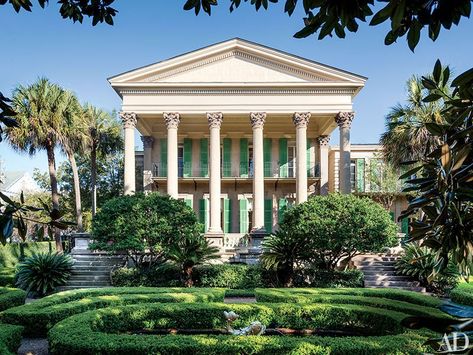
[224, 311, 266, 336]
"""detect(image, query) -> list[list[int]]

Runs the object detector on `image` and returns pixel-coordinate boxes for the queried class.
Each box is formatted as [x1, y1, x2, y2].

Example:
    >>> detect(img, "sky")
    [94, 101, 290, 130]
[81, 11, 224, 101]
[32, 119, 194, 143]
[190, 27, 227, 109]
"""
[1, 1, 472, 175]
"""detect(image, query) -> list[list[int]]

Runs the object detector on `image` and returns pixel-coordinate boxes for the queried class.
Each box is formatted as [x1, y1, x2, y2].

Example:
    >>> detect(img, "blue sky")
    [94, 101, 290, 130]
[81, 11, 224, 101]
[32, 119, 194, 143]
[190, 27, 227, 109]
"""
[1, 1, 472, 174]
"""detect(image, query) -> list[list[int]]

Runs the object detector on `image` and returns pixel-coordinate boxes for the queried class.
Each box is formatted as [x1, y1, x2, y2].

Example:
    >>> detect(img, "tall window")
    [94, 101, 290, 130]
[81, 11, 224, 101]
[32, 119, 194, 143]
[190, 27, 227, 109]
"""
[350, 160, 356, 191]
[288, 145, 296, 177]
[178, 145, 184, 177]
[249, 147, 254, 177]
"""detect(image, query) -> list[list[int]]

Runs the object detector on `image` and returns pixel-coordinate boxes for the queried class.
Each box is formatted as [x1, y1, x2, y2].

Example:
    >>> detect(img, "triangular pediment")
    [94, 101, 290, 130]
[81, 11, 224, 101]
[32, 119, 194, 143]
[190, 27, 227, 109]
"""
[109, 38, 366, 86]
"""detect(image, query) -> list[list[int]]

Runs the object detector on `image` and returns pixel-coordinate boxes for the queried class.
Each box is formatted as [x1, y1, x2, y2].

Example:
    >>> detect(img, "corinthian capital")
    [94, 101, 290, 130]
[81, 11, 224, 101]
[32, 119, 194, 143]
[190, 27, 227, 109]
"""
[335, 112, 354, 129]
[293, 112, 311, 128]
[250, 112, 266, 129]
[207, 112, 223, 129]
[141, 136, 154, 149]
[120, 112, 137, 129]
[317, 135, 330, 146]
[163, 112, 180, 129]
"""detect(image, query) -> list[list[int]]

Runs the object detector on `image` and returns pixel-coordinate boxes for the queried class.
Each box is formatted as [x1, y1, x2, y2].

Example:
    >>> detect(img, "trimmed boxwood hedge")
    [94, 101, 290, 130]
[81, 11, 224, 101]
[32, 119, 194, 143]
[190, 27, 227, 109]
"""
[0, 287, 224, 337]
[0, 288, 26, 312]
[0, 323, 23, 355]
[48, 302, 434, 355]
[0, 242, 54, 268]
[450, 282, 473, 306]
[255, 288, 443, 308]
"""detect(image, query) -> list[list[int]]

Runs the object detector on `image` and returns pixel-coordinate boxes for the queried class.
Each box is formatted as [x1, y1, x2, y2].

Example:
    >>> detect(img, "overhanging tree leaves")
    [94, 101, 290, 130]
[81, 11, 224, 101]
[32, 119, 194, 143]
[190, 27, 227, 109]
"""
[400, 60, 473, 276]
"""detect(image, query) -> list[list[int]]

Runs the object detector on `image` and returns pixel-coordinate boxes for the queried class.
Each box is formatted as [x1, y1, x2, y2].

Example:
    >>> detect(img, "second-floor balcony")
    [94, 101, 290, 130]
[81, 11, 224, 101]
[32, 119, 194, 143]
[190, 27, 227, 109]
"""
[152, 161, 320, 179]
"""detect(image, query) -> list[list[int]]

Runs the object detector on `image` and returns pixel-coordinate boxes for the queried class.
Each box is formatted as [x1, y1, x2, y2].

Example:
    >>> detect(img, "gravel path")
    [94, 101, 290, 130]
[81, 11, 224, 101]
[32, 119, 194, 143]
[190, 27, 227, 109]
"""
[17, 338, 49, 355]
[224, 297, 256, 303]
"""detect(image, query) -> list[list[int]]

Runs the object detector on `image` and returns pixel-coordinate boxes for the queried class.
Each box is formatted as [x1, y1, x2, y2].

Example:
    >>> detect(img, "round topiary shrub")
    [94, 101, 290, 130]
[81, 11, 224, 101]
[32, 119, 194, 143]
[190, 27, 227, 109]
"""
[91, 193, 218, 286]
[262, 194, 399, 286]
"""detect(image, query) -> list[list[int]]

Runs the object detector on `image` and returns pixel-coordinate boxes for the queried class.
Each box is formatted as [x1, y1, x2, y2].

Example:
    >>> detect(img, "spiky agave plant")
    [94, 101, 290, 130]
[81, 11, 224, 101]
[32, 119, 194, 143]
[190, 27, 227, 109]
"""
[15, 253, 73, 297]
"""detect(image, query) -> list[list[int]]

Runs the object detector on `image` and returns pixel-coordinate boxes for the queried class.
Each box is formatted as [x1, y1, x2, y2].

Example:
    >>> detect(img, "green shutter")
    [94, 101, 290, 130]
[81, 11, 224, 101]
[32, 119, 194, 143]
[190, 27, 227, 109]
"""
[307, 139, 312, 177]
[356, 159, 365, 192]
[160, 138, 167, 177]
[279, 138, 288, 178]
[199, 199, 209, 233]
[223, 138, 232, 177]
[200, 138, 208, 177]
[278, 198, 288, 225]
[240, 138, 249, 177]
[184, 198, 193, 209]
[401, 217, 409, 235]
[264, 138, 272, 177]
[264, 199, 273, 233]
[239, 199, 249, 233]
[183, 138, 192, 177]
[223, 198, 232, 233]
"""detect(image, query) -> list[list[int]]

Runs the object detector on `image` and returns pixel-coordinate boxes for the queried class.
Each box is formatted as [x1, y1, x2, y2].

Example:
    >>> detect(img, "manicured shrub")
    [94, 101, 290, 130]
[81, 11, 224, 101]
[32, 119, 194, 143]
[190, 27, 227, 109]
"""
[261, 194, 398, 286]
[194, 264, 264, 289]
[0, 242, 54, 268]
[0, 323, 24, 355]
[0, 287, 26, 311]
[48, 302, 434, 354]
[0, 287, 224, 336]
[294, 268, 364, 288]
[111, 264, 182, 287]
[15, 252, 73, 297]
[396, 243, 460, 294]
[92, 193, 218, 285]
[0, 268, 15, 287]
[450, 282, 473, 306]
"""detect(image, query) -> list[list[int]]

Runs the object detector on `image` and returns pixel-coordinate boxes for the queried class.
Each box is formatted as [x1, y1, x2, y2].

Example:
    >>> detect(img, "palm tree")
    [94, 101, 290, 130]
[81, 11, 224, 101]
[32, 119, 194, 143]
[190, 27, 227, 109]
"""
[7, 78, 77, 251]
[380, 74, 450, 168]
[58, 95, 88, 231]
[83, 105, 122, 216]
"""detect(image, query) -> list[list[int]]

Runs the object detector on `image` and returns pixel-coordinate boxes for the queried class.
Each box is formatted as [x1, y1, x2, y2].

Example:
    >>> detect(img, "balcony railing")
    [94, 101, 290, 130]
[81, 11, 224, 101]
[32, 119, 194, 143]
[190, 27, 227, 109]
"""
[152, 162, 320, 178]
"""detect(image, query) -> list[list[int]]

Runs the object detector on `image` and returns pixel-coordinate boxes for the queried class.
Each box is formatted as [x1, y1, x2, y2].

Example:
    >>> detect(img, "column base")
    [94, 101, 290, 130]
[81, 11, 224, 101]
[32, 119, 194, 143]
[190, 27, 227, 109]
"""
[249, 228, 267, 247]
[204, 231, 224, 249]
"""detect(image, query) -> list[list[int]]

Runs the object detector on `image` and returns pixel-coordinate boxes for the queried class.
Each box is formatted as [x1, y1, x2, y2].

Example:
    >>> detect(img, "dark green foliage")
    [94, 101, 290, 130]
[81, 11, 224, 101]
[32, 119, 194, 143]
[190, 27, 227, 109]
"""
[400, 61, 473, 275]
[0, 287, 224, 337]
[262, 194, 398, 286]
[111, 264, 362, 290]
[450, 282, 473, 306]
[224, 288, 256, 298]
[0, 287, 26, 311]
[255, 288, 443, 308]
[15, 252, 73, 297]
[92, 193, 218, 285]
[396, 243, 460, 294]
[183, 1, 472, 50]
[0, 323, 24, 355]
[47, 301, 434, 354]
[0, 269, 15, 286]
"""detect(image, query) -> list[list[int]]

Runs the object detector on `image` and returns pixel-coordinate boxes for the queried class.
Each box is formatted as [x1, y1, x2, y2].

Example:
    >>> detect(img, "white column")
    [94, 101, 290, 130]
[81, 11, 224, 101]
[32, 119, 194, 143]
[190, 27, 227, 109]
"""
[318, 135, 330, 195]
[141, 136, 154, 192]
[335, 112, 354, 194]
[293, 112, 310, 204]
[120, 112, 137, 195]
[164, 112, 180, 199]
[250, 112, 266, 234]
[207, 112, 224, 234]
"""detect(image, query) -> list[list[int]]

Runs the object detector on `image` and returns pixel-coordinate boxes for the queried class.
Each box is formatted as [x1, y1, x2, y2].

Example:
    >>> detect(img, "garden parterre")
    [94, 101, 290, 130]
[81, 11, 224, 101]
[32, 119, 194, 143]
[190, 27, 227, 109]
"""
[0, 287, 454, 354]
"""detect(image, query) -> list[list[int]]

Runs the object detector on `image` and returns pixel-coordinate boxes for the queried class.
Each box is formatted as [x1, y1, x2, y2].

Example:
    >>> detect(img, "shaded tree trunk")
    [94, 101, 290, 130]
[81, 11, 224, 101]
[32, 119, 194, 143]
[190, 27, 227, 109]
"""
[46, 144, 63, 252]
[182, 264, 194, 287]
[67, 151, 83, 231]
[91, 145, 97, 216]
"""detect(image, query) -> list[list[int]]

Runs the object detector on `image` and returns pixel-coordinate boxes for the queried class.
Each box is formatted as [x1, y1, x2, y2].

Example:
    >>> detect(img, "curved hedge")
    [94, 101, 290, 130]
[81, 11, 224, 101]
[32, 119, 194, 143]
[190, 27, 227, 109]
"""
[0, 323, 23, 355]
[48, 302, 433, 354]
[450, 282, 473, 306]
[0, 287, 26, 312]
[0, 287, 224, 337]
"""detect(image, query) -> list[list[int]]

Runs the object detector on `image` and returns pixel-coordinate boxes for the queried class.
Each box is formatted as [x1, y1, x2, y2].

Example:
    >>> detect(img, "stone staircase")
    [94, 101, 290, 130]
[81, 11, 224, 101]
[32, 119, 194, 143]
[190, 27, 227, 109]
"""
[60, 251, 125, 290]
[353, 254, 426, 292]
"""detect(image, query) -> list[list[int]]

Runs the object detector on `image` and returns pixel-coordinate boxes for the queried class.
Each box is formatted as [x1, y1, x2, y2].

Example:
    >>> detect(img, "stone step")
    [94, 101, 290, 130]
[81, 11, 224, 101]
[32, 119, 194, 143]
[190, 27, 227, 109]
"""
[66, 280, 110, 287]
[57, 285, 105, 291]
[353, 261, 397, 267]
[366, 285, 426, 292]
[354, 256, 399, 262]
[357, 265, 397, 271]
[73, 260, 124, 267]
[68, 275, 110, 282]
[364, 280, 421, 287]
[362, 270, 398, 276]
[363, 275, 411, 281]
[71, 265, 114, 271]
[71, 269, 111, 275]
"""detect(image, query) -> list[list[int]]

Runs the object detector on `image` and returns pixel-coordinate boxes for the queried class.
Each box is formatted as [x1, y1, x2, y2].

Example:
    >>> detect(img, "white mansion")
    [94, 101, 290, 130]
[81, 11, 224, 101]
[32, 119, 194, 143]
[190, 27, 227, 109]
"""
[109, 38, 396, 246]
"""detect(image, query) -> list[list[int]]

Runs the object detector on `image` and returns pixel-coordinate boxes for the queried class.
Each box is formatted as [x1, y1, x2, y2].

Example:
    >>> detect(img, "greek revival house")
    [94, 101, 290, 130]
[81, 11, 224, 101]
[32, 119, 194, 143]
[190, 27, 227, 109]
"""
[109, 38, 366, 246]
